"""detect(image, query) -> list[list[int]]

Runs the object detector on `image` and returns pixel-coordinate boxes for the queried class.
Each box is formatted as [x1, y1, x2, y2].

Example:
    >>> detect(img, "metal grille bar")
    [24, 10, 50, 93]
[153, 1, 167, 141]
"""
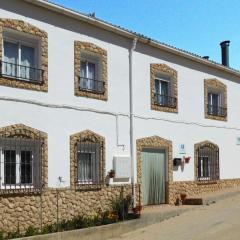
[154, 93, 177, 108]
[197, 143, 219, 182]
[79, 77, 104, 93]
[77, 141, 103, 187]
[0, 138, 42, 194]
[207, 104, 227, 117]
[0, 61, 44, 83]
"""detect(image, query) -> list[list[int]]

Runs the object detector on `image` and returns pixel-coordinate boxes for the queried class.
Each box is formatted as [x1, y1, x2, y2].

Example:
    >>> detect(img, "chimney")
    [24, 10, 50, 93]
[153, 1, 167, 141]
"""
[220, 40, 230, 67]
[203, 56, 209, 60]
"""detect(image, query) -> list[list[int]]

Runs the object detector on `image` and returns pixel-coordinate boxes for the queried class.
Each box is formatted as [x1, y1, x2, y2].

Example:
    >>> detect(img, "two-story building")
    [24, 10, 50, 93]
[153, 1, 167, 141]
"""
[1, 0, 240, 233]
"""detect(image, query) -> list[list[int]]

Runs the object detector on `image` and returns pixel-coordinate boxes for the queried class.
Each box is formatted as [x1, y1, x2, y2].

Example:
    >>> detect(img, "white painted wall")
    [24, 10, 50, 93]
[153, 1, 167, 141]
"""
[0, 0, 240, 187]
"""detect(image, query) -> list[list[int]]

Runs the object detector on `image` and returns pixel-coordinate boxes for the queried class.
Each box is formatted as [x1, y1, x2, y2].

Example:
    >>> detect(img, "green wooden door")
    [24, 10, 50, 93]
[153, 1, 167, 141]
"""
[141, 149, 166, 205]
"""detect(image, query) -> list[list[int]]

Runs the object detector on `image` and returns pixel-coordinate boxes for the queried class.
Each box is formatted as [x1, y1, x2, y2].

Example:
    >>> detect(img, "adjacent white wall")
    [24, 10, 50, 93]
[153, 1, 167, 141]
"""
[1, 0, 240, 187]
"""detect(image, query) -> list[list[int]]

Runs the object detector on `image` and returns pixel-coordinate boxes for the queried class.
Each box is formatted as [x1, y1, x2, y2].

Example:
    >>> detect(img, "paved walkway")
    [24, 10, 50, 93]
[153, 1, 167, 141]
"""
[109, 193, 240, 240]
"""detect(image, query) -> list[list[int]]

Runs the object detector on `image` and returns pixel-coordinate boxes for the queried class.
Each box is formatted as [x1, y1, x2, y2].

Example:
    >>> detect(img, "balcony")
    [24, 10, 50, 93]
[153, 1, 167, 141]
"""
[0, 61, 43, 83]
[154, 93, 177, 108]
[207, 104, 227, 117]
[79, 77, 104, 93]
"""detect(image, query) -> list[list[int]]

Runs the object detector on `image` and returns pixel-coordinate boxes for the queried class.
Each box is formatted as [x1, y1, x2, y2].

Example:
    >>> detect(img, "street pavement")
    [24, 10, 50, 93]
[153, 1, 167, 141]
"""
[108, 193, 240, 240]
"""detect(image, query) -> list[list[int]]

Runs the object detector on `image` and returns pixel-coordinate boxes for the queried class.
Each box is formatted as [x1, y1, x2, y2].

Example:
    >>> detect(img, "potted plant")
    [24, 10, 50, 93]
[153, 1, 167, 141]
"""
[133, 205, 142, 213]
[184, 156, 191, 164]
[108, 169, 116, 178]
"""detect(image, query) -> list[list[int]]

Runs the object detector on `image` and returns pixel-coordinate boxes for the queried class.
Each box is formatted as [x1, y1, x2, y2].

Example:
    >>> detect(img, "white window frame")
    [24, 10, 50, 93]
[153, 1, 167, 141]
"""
[2, 31, 39, 81]
[0, 147, 35, 189]
[155, 77, 171, 96]
[80, 50, 103, 92]
[208, 89, 224, 115]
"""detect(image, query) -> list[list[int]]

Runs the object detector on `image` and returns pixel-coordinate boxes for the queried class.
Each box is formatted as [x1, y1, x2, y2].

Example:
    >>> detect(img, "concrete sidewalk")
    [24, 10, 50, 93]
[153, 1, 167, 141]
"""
[108, 188, 240, 240]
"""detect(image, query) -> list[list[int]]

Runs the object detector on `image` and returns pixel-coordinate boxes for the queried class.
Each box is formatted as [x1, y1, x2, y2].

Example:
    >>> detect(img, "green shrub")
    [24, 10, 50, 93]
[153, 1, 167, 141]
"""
[0, 231, 4, 240]
[42, 223, 57, 234]
[25, 226, 39, 237]
[112, 194, 132, 220]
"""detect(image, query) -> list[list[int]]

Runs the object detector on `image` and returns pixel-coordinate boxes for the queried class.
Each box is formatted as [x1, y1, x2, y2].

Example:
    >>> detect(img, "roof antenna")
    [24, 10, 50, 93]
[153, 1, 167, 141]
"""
[88, 12, 96, 18]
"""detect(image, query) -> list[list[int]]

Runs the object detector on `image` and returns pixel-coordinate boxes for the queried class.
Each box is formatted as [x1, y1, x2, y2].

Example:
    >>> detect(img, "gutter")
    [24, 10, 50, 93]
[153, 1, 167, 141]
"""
[129, 38, 138, 206]
[23, 0, 240, 78]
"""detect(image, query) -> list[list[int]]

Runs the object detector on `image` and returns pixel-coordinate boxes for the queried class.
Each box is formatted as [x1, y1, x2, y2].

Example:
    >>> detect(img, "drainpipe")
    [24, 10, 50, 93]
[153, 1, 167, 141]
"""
[129, 38, 138, 206]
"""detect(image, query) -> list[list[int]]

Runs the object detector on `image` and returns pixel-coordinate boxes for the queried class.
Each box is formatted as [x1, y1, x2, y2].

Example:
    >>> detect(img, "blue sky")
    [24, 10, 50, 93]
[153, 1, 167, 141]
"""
[52, 0, 240, 69]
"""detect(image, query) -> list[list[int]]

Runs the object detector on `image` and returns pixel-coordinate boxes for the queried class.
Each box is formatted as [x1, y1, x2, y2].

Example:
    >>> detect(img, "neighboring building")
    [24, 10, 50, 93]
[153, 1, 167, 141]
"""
[1, 0, 240, 233]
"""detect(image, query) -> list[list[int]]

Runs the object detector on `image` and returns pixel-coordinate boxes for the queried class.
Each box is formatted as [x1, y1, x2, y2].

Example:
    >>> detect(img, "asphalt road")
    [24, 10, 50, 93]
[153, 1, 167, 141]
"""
[109, 193, 240, 240]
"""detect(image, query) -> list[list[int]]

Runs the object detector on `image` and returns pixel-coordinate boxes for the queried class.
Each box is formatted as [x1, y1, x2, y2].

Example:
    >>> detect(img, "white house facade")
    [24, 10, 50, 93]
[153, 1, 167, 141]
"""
[1, 0, 240, 233]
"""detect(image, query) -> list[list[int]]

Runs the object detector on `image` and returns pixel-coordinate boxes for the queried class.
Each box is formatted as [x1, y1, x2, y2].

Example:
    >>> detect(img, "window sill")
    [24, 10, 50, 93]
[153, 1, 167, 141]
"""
[154, 102, 177, 109]
[205, 113, 227, 122]
[79, 88, 105, 95]
[75, 183, 104, 191]
[0, 74, 42, 84]
[0, 74, 47, 92]
[151, 103, 178, 113]
[196, 180, 219, 185]
[0, 188, 41, 196]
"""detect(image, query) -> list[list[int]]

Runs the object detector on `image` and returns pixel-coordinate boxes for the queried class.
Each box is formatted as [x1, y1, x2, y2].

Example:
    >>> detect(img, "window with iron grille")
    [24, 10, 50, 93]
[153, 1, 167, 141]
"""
[0, 138, 41, 190]
[196, 143, 219, 181]
[77, 142, 101, 184]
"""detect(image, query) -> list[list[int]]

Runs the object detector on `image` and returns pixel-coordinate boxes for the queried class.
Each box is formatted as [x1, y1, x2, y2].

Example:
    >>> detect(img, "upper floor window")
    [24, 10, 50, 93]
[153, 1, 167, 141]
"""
[74, 41, 108, 101]
[154, 74, 176, 108]
[80, 54, 104, 93]
[151, 64, 178, 113]
[208, 91, 226, 117]
[2, 31, 43, 83]
[204, 79, 227, 121]
[0, 138, 41, 190]
[0, 19, 48, 92]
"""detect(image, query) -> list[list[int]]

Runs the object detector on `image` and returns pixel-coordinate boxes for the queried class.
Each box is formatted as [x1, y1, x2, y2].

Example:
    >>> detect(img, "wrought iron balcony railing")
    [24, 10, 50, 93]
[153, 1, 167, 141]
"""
[154, 93, 177, 108]
[79, 77, 105, 93]
[207, 104, 227, 117]
[0, 61, 44, 83]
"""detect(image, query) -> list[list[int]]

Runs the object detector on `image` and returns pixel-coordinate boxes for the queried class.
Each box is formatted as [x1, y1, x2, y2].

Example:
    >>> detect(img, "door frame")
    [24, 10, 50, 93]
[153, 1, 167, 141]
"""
[136, 136, 173, 205]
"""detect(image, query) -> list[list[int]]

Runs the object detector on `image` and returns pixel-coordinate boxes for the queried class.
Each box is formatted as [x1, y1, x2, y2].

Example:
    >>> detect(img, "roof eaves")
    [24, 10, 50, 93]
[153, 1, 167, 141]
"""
[23, 0, 240, 78]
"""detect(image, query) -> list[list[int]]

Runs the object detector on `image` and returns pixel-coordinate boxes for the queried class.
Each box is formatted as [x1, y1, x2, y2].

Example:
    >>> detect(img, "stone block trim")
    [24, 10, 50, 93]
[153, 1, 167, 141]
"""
[74, 41, 108, 101]
[0, 124, 48, 190]
[194, 140, 219, 182]
[0, 19, 48, 92]
[70, 130, 106, 188]
[204, 78, 227, 121]
[150, 63, 178, 113]
[136, 135, 173, 204]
